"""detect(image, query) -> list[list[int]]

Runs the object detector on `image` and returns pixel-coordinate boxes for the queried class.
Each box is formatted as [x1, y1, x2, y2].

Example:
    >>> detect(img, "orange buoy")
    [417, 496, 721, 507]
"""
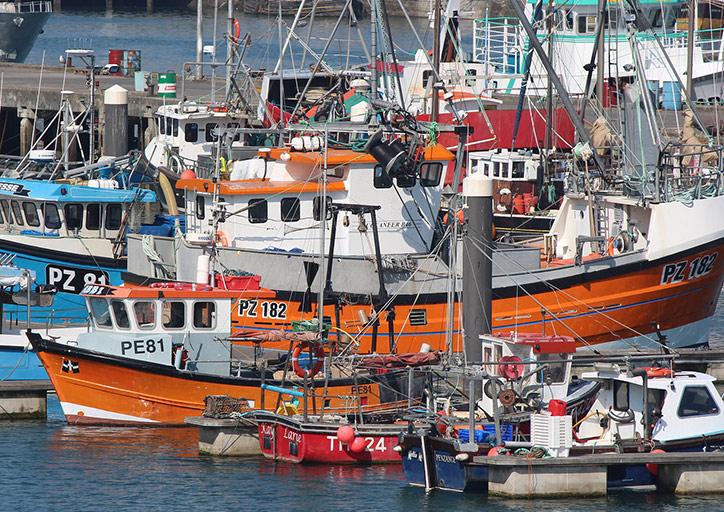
[349, 437, 367, 454]
[180, 168, 197, 180]
[337, 425, 355, 445]
[645, 448, 666, 476]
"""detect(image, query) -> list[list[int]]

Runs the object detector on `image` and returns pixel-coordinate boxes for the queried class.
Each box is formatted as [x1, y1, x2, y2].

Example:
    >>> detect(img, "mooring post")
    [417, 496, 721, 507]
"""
[195, 0, 204, 79]
[462, 172, 493, 401]
[102, 85, 128, 157]
[146, 0, 154, 15]
[18, 107, 34, 157]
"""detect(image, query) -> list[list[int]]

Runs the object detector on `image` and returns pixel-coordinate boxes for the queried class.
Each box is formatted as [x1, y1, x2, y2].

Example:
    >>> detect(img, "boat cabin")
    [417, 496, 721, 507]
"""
[479, 333, 576, 413]
[178, 139, 453, 257]
[0, 179, 157, 240]
[577, 365, 724, 447]
[78, 280, 274, 376]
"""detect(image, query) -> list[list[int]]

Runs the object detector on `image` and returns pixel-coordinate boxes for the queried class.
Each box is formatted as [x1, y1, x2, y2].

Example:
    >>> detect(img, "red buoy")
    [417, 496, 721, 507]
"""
[645, 448, 666, 476]
[336, 425, 355, 445]
[349, 437, 367, 454]
[180, 169, 197, 180]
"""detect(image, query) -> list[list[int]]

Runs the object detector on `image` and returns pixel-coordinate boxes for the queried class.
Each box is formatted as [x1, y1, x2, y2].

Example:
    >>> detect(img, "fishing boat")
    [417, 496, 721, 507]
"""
[0, 175, 174, 324]
[28, 277, 422, 425]
[254, 351, 440, 464]
[399, 363, 724, 492]
[0, 1, 51, 63]
[473, 0, 724, 102]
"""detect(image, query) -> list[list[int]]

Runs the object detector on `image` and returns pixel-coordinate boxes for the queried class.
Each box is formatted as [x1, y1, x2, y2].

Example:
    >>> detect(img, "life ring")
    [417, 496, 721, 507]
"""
[215, 230, 229, 247]
[498, 355, 524, 380]
[643, 367, 674, 378]
[231, 18, 241, 43]
[291, 341, 325, 379]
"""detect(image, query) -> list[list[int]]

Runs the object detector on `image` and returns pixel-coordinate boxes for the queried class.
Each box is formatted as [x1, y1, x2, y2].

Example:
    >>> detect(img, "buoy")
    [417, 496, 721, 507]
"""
[180, 168, 197, 180]
[349, 437, 367, 454]
[645, 448, 666, 476]
[336, 425, 355, 445]
[488, 446, 503, 456]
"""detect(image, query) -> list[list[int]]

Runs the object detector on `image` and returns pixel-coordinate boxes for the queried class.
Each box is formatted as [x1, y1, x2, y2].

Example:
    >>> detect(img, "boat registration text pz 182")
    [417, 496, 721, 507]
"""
[238, 300, 288, 319]
[660, 252, 717, 285]
[46, 264, 109, 294]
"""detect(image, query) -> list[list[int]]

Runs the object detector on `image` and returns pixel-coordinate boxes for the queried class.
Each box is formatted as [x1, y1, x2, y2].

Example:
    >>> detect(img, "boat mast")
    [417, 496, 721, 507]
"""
[370, 0, 378, 102]
[431, 0, 441, 121]
[544, 0, 554, 164]
[509, 0, 607, 174]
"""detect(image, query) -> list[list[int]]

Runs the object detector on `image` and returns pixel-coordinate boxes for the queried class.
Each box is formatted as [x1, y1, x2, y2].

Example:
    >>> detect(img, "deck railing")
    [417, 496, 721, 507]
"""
[0, 1, 53, 14]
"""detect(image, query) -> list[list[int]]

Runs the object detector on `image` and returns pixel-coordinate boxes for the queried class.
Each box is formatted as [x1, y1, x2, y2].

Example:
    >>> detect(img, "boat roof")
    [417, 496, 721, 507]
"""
[80, 282, 275, 300]
[0, 179, 156, 203]
[581, 369, 716, 389]
[484, 333, 578, 354]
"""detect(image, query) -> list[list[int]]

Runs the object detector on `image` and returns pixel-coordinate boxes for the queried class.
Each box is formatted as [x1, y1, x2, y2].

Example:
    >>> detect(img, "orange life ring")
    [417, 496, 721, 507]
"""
[498, 355, 524, 380]
[231, 18, 241, 43]
[644, 367, 674, 378]
[215, 231, 229, 247]
[291, 341, 325, 379]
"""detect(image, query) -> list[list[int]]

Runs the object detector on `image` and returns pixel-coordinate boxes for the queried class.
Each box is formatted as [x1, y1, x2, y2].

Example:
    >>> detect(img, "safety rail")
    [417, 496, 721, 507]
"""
[658, 143, 723, 202]
[473, 17, 525, 74]
[2, 1, 53, 13]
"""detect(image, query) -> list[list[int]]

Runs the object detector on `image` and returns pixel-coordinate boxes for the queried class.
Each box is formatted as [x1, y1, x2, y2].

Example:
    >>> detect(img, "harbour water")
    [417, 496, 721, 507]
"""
[27, 9, 440, 73]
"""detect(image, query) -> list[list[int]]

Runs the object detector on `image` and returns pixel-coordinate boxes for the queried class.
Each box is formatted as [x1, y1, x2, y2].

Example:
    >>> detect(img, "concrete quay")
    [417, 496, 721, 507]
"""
[473, 452, 724, 497]
[185, 415, 261, 456]
[0, 380, 53, 420]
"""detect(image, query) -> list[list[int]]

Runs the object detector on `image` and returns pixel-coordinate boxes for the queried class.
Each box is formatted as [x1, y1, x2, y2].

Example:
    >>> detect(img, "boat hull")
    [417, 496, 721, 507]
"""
[0, 11, 50, 63]
[0, 237, 124, 324]
[257, 414, 402, 464]
[29, 333, 414, 425]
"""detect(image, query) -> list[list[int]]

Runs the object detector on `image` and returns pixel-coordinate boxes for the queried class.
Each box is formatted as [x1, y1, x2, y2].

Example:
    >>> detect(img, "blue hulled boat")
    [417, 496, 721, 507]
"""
[0, 178, 177, 324]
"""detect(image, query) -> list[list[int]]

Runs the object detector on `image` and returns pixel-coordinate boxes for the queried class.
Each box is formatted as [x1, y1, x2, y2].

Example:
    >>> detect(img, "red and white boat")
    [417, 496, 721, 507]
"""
[256, 413, 405, 465]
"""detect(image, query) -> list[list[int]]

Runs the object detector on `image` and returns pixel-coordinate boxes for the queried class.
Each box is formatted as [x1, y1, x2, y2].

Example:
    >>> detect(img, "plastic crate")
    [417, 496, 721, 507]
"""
[457, 423, 514, 444]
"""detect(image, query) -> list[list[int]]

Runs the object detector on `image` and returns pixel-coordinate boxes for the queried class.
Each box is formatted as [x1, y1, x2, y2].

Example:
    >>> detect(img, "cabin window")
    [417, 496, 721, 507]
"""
[22, 202, 40, 227]
[420, 162, 443, 187]
[537, 353, 567, 384]
[465, 69, 477, 88]
[281, 198, 301, 222]
[492, 162, 501, 178]
[86, 204, 101, 230]
[248, 199, 268, 224]
[422, 70, 434, 88]
[313, 196, 333, 221]
[195, 195, 205, 220]
[172, 118, 179, 137]
[111, 300, 130, 329]
[105, 204, 122, 230]
[44, 204, 61, 229]
[484, 346, 493, 373]
[0, 200, 12, 224]
[185, 123, 198, 142]
[373, 164, 393, 189]
[166, 117, 173, 136]
[563, 9, 574, 30]
[613, 380, 629, 411]
[65, 204, 83, 230]
[228, 122, 241, 141]
[11, 202, 24, 226]
[205, 123, 218, 142]
[162, 301, 186, 329]
[0, 205, 4, 223]
[512, 162, 525, 179]
[193, 301, 216, 329]
[678, 386, 720, 417]
[89, 298, 113, 328]
[133, 301, 156, 329]
[396, 174, 416, 188]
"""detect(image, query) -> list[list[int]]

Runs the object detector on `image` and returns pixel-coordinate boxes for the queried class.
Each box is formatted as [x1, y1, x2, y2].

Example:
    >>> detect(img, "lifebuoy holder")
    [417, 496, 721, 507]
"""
[291, 341, 325, 379]
[498, 355, 524, 380]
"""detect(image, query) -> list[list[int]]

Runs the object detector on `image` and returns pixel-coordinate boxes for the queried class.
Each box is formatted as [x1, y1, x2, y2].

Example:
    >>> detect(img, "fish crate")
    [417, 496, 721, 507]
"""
[291, 319, 330, 336]
[203, 395, 253, 418]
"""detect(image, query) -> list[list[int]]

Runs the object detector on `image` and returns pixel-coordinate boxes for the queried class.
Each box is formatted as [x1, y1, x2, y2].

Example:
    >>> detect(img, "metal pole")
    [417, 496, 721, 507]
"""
[596, 0, 605, 107]
[370, 0, 378, 100]
[226, 0, 234, 98]
[89, 55, 96, 163]
[274, 0, 307, 74]
[431, 0, 441, 121]
[196, 0, 203, 79]
[462, 172, 493, 365]
[686, 0, 695, 101]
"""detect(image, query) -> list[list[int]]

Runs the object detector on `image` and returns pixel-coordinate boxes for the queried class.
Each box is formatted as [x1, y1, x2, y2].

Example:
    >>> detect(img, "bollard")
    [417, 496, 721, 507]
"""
[103, 85, 128, 157]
